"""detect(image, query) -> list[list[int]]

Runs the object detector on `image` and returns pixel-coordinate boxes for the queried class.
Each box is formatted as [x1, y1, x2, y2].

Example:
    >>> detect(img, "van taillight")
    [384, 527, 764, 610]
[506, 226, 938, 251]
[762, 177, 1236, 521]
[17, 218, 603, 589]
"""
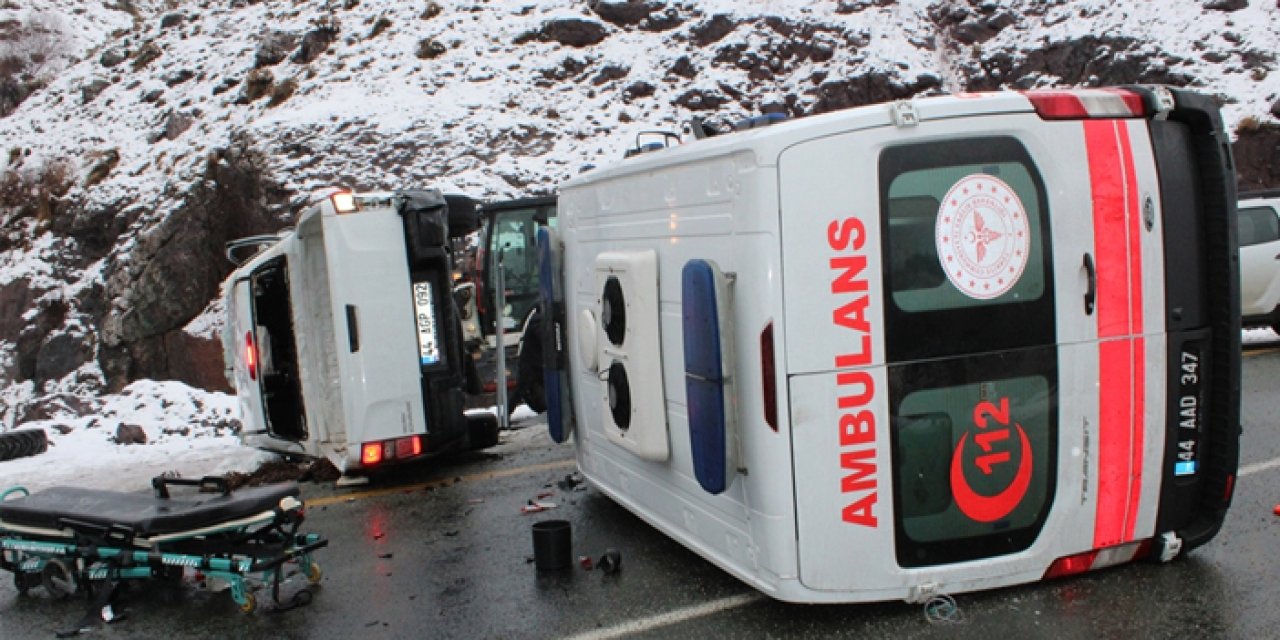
[760, 322, 777, 432]
[1023, 89, 1145, 120]
[245, 331, 258, 381]
[361, 436, 422, 467]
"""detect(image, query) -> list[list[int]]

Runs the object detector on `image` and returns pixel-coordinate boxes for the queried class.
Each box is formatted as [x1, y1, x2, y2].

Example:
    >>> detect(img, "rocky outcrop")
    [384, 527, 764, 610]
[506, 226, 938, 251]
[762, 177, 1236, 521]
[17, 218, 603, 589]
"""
[98, 135, 287, 391]
[519, 18, 610, 48]
[1234, 123, 1280, 192]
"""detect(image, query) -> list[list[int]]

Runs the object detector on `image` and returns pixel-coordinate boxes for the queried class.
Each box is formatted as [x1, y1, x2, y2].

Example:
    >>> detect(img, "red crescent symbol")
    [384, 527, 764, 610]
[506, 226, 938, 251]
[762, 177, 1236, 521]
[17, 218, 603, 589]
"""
[950, 423, 1033, 522]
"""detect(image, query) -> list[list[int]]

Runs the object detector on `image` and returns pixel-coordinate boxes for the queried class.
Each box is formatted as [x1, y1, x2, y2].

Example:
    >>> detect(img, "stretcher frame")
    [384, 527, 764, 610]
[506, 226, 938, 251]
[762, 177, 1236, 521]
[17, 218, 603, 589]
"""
[0, 476, 327, 615]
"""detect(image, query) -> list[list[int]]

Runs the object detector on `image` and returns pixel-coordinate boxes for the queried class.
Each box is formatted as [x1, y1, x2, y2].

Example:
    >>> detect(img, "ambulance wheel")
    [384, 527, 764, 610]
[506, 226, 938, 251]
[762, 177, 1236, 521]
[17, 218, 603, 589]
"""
[306, 562, 323, 584]
[238, 592, 257, 614]
[466, 413, 499, 450]
[41, 559, 75, 599]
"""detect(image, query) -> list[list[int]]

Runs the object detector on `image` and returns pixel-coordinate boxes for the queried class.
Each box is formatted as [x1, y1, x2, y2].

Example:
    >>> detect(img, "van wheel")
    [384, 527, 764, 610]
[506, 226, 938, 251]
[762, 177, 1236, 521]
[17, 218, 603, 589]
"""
[515, 333, 546, 415]
[466, 413, 500, 450]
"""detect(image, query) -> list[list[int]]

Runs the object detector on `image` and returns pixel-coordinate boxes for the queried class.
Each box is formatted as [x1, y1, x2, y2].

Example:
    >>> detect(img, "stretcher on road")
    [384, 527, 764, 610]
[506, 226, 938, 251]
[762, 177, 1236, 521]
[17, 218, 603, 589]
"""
[0, 476, 326, 616]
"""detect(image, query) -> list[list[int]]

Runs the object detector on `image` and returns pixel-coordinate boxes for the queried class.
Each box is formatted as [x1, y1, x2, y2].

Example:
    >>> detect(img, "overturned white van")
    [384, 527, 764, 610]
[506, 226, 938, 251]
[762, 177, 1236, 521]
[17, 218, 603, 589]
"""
[221, 189, 498, 474]
[542, 87, 1240, 603]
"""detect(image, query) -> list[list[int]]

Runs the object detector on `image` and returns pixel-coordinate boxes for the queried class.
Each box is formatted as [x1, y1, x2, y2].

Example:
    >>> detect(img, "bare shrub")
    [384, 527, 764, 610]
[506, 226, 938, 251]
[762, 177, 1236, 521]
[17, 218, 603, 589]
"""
[267, 77, 297, 107]
[240, 68, 274, 103]
[0, 10, 67, 116]
[0, 159, 73, 225]
[369, 16, 392, 38]
[84, 149, 120, 187]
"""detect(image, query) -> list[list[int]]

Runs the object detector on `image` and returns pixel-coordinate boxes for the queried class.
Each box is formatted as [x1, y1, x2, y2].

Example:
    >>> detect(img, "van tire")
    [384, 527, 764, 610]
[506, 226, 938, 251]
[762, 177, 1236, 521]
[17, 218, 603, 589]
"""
[0, 428, 48, 463]
[514, 322, 547, 415]
[466, 413, 500, 450]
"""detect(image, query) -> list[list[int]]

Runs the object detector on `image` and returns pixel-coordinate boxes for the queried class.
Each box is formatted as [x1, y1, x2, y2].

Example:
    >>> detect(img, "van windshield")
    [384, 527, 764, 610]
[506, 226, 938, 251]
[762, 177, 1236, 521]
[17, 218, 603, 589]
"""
[486, 206, 556, 331]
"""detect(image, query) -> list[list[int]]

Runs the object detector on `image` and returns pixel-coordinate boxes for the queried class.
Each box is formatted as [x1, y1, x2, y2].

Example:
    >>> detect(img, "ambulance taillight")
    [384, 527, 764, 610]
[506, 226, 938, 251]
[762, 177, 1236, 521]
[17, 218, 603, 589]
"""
[1023, 88, 1146, 120]
[760, 322, 777, 432]
[1042, 540, 1152, 580]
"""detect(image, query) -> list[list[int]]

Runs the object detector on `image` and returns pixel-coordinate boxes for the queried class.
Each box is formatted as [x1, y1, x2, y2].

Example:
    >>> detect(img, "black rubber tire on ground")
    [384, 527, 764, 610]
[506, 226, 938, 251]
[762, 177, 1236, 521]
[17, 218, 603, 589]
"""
[466, 413, 500, 450]
[0, 428, 48, 462]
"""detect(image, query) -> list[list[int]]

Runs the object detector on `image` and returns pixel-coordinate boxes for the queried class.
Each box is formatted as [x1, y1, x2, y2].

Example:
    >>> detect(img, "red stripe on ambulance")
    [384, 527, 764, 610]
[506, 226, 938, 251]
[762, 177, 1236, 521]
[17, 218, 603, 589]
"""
[1085, 119, 1145, 549]
[828, 216, 879, 528]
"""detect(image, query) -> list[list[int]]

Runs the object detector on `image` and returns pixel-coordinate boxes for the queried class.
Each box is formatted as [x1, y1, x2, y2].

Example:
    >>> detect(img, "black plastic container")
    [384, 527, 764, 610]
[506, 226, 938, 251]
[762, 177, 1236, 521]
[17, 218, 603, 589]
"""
[531, 520, 571, 571]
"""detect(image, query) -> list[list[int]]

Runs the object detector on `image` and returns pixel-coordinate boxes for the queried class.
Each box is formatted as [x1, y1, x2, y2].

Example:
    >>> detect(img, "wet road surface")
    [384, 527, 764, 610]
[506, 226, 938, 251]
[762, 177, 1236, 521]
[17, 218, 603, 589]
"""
[3, 344, 1280, 638]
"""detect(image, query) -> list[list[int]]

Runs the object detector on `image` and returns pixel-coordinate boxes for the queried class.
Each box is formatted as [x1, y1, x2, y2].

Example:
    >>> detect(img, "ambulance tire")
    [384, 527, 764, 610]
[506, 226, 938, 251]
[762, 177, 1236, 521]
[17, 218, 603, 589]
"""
[466, 413, 500, 450]
[0, 428, 47, 463]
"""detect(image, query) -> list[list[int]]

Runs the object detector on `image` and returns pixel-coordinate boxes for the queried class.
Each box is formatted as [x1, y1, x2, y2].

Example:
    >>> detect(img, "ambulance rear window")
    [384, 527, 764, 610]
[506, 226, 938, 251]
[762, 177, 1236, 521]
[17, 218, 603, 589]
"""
[885, 154, 1046, 313]
[878, 137, 1055, 363]
[890, 354, 1058, 568]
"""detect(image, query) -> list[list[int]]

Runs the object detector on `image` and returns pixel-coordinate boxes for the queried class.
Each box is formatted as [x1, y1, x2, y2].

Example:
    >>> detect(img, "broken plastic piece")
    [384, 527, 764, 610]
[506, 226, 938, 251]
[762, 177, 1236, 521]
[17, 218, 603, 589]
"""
[521, 500, 557, 514]
[578, 555, 594, 571]
[557, 473, 584, 491]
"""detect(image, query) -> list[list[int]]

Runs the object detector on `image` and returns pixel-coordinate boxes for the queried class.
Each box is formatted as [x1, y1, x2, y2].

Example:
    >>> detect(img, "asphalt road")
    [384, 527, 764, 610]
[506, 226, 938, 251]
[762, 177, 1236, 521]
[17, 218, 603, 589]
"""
[4, 344, 1280, 639]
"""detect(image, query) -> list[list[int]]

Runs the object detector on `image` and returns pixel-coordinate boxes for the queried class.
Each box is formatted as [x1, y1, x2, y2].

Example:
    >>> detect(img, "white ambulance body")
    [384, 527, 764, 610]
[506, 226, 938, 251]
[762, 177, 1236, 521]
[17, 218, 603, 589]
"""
[222, 190, 493, 473]
[546, 87, 1240, 603]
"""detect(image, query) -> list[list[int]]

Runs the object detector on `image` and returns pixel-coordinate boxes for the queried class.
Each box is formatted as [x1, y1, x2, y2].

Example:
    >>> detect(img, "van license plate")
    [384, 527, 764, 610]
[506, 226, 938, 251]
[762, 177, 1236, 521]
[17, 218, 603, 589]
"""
[412, 281, 440, 366]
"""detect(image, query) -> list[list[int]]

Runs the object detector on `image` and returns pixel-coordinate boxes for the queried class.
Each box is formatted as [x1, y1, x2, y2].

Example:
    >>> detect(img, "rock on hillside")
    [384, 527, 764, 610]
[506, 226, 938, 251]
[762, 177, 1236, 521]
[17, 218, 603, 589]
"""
[0, 0, 1277, 427]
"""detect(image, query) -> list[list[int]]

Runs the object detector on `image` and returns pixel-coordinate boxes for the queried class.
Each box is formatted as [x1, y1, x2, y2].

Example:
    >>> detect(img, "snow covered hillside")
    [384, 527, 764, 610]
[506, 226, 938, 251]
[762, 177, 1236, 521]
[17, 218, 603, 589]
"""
[0, 0, 1277, 474]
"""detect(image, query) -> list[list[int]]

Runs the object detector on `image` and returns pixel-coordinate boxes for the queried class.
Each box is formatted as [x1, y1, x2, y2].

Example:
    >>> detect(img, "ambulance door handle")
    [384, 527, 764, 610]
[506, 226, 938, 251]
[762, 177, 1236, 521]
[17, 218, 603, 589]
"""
[1082, 253, 1096, 316]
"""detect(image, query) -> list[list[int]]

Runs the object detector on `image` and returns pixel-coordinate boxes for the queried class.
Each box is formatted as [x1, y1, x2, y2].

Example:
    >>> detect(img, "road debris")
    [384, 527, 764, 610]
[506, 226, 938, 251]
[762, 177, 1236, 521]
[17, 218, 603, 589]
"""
[557, 473, 585, 491]
[923, 594, 966, 625]
[578, 555, 594, 571]
[521, 500, 557, 514]
[597, 548, 622, 574]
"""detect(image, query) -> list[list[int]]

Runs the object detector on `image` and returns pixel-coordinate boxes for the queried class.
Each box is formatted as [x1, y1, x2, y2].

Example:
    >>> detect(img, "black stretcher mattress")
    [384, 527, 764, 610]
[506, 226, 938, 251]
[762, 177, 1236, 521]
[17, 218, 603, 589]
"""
[0, 482, 298, 537]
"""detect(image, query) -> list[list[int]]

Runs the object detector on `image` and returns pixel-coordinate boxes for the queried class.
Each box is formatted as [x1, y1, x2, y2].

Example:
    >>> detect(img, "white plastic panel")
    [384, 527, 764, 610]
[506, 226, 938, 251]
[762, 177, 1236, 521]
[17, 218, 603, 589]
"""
[595, 249, 669, 461]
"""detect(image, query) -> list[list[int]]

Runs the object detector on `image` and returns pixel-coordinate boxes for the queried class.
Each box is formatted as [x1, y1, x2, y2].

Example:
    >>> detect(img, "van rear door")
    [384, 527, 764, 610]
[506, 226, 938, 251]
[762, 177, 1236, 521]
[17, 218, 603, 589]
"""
[779, 94, 1168, 593]
[322, 208, 427, 448]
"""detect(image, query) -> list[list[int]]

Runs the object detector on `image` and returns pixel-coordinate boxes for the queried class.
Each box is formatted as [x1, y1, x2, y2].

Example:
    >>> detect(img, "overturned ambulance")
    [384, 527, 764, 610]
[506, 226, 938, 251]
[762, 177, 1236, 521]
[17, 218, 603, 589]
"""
[221, 189, 498, 474]
[541, 87, 1240, 602]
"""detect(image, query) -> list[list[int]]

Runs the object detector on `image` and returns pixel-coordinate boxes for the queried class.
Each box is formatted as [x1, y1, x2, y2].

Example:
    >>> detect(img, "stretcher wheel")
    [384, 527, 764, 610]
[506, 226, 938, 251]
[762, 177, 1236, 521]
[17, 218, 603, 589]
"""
[238, 592, 257, 614]
[41, 559, 75, 599]
[14, 571, 40, 595]
[306, 562, 323, 584]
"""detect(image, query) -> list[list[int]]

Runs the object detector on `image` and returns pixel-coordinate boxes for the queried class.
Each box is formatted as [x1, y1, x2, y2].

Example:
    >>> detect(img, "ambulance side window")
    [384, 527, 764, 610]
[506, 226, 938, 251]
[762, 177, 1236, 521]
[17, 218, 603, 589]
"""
[878, 137, 1054, 363]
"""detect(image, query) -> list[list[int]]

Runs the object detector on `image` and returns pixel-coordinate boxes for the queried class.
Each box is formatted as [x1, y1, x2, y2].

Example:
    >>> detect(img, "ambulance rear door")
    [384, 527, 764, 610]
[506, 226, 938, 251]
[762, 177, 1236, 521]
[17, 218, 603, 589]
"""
[779, 96, 1164, 593]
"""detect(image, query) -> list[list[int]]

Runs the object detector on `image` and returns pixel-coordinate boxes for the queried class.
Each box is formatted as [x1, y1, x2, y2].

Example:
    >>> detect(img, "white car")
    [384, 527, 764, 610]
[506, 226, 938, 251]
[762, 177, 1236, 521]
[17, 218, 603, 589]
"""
[1238, 190, 1280, 332]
